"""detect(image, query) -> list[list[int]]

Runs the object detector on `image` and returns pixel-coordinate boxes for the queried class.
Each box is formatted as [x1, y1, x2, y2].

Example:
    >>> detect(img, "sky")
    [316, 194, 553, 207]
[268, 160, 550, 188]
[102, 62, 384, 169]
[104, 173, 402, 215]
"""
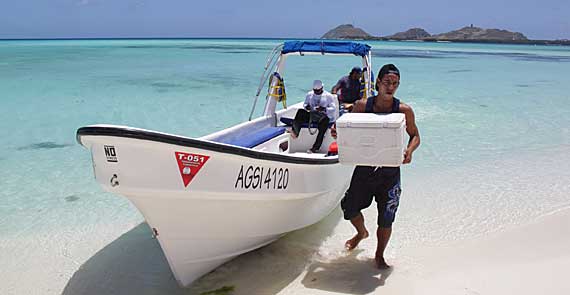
[0, 0, 568, 40]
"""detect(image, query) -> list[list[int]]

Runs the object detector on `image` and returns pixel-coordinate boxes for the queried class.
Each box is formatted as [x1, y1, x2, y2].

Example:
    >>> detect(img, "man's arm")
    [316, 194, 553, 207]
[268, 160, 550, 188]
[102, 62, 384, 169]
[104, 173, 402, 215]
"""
[303, 93, 312, 110]
[331, 78, 344, 95]
[399, 103, 420, 164]
[324, 93, 336, 120]
[351, 98, 367, 113]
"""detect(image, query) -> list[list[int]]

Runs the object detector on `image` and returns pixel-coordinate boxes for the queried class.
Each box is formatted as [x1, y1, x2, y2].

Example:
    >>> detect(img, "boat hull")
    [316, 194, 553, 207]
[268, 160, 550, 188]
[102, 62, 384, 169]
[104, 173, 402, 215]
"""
[78, 126, 352, 286]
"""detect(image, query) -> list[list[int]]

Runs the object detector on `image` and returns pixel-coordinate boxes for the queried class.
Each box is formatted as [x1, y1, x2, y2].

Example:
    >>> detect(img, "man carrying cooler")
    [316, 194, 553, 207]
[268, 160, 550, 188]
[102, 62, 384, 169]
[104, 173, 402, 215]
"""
[341, 64, 420, 269]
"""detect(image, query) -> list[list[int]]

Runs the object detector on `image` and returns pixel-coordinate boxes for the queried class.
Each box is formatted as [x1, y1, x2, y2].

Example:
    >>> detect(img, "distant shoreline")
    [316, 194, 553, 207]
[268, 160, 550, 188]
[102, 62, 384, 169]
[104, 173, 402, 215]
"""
[321, 24, 570, 46]
[372, 37, 570, 46]
[322, 36, 570, 46]
[0, 37, 291, 41]
[1, 37, 569, 46]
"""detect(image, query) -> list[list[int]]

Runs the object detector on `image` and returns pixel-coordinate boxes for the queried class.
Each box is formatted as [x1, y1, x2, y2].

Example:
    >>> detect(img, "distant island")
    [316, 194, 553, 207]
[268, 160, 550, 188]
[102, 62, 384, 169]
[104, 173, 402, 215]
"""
[321, 24, 570, 45]
[321, 24, 372, 39]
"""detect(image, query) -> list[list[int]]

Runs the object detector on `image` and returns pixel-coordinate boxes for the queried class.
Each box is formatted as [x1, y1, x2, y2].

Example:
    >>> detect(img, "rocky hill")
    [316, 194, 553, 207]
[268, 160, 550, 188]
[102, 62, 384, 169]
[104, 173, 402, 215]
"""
[321, 24, 372, 39]
[319, 24, 570, 45]
[385, 28, 431, 40]
[430, 26, 528, 41]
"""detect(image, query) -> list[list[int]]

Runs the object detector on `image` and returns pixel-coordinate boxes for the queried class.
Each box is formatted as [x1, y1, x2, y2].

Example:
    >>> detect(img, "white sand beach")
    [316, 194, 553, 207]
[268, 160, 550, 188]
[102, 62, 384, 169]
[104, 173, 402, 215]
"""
[284, 208, 570, 295]
[1, 144, 568, 295]
[57, 206, 570, 295]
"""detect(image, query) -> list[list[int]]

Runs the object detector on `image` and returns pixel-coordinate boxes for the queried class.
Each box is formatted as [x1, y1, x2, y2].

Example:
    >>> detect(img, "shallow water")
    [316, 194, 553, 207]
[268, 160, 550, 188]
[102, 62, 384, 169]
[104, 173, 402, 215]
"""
[1, 39, 570, 294]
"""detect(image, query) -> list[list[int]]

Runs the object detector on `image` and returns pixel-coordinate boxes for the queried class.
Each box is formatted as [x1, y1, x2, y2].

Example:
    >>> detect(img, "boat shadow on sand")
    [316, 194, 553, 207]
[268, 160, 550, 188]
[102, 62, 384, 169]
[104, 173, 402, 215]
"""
[64, 207, 386, 295]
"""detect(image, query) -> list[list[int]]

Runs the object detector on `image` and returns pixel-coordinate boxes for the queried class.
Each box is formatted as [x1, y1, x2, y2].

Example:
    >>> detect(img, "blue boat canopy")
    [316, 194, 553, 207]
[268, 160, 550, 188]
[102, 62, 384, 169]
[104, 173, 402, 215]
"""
[281, 41, 371, 57]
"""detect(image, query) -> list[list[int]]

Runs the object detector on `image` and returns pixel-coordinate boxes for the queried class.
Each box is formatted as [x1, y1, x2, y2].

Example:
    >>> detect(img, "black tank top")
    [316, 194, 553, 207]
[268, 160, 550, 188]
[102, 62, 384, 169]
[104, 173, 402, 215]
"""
[365, 96, 400, 113]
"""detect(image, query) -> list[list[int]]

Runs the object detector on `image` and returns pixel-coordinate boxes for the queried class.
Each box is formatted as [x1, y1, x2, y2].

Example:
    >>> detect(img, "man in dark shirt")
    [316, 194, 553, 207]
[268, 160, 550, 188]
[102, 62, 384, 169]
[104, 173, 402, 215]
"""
[331, 66, 362, 111]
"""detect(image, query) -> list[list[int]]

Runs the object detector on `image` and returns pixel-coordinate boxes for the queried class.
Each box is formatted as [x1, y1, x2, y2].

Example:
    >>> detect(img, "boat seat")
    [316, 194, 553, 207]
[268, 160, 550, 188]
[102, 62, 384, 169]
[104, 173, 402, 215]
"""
[217, 126, 286, 148]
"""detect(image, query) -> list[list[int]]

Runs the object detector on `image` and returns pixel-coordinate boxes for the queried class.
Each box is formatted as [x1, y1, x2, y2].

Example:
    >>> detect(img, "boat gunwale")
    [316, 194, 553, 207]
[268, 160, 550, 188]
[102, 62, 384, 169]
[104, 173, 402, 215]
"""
[77, 125, 339, 165]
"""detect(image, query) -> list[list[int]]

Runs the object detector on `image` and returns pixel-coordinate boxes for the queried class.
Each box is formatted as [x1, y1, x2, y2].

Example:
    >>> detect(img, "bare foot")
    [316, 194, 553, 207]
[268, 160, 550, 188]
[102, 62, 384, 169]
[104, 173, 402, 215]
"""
[345, 231, 369, 251]
[375, 255, 391, 269]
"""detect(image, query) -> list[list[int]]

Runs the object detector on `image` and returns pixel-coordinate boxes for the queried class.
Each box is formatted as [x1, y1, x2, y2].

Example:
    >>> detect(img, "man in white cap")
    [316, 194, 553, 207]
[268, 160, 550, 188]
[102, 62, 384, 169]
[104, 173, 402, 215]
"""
[291, 80, 337, 153]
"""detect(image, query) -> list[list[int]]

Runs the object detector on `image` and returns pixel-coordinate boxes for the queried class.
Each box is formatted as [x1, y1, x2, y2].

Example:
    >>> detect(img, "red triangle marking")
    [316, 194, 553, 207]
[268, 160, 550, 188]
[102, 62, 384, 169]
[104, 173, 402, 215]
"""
[175, 152, 210, 187]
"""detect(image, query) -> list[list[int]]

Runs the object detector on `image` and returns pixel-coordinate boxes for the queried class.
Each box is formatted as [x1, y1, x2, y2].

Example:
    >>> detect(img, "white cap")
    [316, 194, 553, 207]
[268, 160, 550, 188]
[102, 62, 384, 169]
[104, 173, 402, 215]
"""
[312, 80, 324, 90]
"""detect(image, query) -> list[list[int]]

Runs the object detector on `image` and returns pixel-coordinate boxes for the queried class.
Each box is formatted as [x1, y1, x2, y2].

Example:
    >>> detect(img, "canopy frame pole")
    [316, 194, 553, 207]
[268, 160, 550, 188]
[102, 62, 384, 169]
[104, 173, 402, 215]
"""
[249, 44, 283, 121]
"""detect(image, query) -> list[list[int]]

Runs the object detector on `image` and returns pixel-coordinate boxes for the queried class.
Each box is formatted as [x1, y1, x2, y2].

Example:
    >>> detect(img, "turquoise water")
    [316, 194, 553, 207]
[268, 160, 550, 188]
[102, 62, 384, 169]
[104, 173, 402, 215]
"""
[1, 39, 570, 294]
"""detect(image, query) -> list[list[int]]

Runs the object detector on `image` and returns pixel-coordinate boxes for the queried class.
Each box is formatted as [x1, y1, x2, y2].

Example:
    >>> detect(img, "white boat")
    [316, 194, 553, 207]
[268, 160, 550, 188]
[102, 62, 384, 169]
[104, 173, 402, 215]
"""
[77, 41, 374, 287]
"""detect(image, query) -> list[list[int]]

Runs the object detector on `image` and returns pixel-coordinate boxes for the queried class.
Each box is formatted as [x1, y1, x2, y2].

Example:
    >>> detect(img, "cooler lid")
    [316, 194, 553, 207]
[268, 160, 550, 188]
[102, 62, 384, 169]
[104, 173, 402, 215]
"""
[336, 113, 405, 128]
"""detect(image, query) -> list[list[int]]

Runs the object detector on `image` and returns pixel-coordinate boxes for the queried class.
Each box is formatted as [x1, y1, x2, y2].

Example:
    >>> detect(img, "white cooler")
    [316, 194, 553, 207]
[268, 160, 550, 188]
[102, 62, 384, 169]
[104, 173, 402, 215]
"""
[336, 113, 406, 167]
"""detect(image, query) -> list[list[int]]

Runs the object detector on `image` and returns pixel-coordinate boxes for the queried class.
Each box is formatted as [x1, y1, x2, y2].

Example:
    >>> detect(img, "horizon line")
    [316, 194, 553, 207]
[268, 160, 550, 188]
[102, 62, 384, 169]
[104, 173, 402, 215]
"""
[0, 37, 316, 41]
[1, 36, 568, 46]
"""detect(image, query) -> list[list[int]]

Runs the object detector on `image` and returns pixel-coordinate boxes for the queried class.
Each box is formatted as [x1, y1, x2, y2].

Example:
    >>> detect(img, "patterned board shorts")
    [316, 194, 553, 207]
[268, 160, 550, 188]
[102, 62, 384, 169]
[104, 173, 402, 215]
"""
[341, 166, 401, 228]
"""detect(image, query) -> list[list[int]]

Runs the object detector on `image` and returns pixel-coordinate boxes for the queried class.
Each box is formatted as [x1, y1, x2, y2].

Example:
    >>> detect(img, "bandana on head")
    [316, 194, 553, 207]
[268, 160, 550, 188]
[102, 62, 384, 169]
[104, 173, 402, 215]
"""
[378, 64, 400, 80]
